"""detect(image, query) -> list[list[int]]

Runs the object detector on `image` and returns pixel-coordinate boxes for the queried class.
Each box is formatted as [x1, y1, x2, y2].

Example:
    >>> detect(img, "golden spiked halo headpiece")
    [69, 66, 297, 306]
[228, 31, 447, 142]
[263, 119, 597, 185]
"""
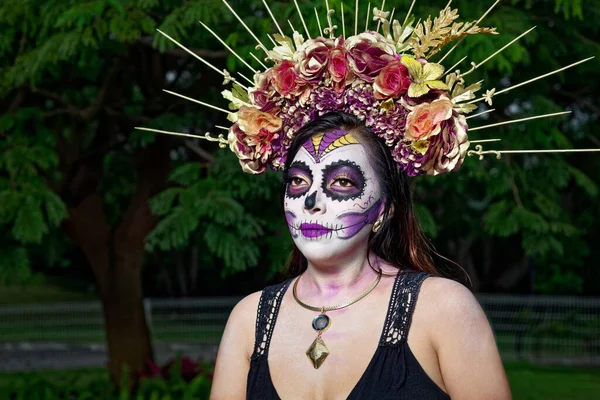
[137, 0, 598, 176]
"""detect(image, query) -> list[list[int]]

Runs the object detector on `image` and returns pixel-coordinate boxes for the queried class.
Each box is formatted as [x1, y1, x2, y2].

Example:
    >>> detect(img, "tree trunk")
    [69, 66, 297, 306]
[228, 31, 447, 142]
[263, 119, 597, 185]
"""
[100, 256, 153, 386]
[62, 136, 170, 386]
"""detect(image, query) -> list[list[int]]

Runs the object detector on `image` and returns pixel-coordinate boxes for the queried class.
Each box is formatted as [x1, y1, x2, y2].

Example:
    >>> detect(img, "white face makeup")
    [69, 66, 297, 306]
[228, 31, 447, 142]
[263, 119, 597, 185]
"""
[284, 129, 383, 263]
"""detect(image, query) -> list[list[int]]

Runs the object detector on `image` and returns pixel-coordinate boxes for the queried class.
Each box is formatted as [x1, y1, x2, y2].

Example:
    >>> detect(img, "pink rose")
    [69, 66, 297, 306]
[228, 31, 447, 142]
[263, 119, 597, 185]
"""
[296, 38, 333, 81]
[328, 46, 353, 92]
[405, 98, 454, 141]
[345, 32, 396, 82]
[373, 61, 411, 100]
[271, 60, 302, 97]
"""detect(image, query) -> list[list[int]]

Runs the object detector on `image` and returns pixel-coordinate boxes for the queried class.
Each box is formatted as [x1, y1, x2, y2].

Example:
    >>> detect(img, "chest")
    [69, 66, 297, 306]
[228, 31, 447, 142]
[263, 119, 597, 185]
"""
[266, 283, 393, 399]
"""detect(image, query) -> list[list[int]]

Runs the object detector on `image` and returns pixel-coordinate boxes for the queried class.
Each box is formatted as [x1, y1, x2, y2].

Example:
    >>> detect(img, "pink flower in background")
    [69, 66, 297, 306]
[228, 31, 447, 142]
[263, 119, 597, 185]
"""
[405, 98, 453, 141]
[373, 61, 411, 99]
[296, 38, 333, 81]
[345, 32, 396, 82]
[272, 60, 302, 97]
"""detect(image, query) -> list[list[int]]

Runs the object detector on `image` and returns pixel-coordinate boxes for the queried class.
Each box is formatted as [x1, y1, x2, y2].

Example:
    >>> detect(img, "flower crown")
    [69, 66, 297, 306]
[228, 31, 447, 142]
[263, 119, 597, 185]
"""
[138, 0, 597, 176]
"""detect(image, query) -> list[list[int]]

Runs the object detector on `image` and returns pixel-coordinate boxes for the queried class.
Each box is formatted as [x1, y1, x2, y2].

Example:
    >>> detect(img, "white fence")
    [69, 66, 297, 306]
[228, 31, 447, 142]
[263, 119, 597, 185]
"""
[0, 295, 599, 366]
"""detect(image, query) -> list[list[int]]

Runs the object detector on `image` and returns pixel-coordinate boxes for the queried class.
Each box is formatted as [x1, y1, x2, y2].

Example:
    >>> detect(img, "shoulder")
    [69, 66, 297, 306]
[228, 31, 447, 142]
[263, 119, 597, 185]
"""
[419, 276, 487, 337]
[230, 290, 263, 328]
[223, 279, 292, 357]
[221, 291, 262, 359]
[419, 276, 512, 399]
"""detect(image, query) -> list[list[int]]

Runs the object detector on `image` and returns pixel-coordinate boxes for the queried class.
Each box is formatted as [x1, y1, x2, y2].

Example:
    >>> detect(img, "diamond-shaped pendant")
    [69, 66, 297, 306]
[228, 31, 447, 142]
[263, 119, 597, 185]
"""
[306, 335, 329, 369]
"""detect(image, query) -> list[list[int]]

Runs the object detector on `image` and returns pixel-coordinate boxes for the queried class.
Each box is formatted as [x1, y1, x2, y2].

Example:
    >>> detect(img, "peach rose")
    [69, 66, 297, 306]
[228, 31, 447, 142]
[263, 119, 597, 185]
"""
[237, 106, 282, 135]
[236, 106, 282, 166]
[405, 98, 454, 141]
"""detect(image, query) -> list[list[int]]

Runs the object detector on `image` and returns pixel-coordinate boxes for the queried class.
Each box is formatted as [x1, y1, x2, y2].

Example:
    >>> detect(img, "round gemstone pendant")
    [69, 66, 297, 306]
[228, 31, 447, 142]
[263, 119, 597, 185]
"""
[312, 314, 330, 331]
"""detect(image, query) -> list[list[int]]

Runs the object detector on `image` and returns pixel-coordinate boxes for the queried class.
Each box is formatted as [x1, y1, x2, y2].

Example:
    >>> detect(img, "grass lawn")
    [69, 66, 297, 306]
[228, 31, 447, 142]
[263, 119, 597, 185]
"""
[0, 362, 598, 399]
[505, 361, 600, 400]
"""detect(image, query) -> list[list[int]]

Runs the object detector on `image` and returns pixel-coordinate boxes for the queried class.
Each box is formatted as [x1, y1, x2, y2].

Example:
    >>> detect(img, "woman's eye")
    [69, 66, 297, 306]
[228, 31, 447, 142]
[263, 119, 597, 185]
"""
[291, 177, 307, 186]
[332, 178, 355, 188]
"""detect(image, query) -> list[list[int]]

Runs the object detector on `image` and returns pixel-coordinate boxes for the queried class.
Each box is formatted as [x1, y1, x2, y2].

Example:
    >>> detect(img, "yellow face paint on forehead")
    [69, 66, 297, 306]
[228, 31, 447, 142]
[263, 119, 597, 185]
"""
[303, 129, 360, 163]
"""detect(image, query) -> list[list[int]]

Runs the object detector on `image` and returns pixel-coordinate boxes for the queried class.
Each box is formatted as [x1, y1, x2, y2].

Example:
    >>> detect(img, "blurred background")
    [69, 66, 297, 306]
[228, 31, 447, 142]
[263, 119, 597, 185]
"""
[0, 0, 599, 398]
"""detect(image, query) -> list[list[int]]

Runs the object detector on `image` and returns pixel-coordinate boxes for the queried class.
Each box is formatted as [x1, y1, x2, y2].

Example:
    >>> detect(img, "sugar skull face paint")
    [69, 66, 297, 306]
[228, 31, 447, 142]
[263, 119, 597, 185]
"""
[284, 130, 384, 262]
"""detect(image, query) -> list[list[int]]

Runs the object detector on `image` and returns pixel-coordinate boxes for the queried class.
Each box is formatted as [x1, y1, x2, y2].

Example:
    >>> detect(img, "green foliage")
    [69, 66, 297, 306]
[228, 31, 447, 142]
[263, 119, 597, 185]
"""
[147, 152, 290, 275]
[0, 108, 68, 283]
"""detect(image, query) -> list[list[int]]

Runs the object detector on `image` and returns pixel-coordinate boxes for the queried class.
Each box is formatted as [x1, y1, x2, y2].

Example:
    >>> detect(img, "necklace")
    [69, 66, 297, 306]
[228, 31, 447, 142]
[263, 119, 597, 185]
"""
[292, 269, 382, 369]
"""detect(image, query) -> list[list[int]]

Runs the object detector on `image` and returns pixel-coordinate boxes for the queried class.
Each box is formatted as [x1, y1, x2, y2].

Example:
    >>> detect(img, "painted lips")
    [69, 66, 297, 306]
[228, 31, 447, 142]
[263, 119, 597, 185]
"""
[299, 223, 332, 238]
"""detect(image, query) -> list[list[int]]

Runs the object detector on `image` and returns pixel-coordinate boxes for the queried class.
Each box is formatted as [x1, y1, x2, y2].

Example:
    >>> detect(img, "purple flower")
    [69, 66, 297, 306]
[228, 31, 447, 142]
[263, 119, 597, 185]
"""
[345, 32, 396, 83]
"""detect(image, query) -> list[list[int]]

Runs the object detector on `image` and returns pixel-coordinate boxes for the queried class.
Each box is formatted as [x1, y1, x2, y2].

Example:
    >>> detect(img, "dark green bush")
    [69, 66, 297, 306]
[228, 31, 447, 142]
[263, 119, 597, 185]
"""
[0, 357, 213, 400]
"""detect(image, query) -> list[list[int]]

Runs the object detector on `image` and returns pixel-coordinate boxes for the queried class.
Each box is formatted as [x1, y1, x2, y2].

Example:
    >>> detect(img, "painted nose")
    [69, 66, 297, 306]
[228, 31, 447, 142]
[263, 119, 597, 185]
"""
[304, 191, 325, 214]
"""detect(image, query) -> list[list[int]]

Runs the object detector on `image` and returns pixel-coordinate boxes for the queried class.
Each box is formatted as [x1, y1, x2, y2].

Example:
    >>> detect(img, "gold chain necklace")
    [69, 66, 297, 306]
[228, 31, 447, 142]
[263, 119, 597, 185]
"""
[292, 269, 382, 369]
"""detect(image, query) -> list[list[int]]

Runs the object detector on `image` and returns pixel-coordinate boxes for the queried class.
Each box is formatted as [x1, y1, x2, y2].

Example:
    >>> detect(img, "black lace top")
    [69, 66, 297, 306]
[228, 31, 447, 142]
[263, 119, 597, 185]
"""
[246, 270, 451, 399]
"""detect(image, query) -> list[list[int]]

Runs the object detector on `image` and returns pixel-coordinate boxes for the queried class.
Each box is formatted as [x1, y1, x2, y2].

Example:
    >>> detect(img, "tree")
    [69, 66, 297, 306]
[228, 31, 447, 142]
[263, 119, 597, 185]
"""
[0, 0, 256, 384]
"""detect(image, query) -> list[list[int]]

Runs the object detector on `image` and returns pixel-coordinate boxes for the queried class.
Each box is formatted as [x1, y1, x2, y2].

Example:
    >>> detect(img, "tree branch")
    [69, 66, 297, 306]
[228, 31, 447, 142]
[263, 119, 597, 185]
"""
[184, 139, 214, 163]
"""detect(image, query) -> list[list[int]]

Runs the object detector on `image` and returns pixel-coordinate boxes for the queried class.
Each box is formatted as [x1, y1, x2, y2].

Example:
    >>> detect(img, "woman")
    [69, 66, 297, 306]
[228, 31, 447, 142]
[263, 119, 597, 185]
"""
[210, 112, 512, 399]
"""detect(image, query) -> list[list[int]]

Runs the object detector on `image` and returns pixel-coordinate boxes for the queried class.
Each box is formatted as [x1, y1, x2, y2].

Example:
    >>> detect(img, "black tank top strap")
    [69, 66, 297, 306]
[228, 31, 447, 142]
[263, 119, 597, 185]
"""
[251, 278, 293, 360]
[380, 270, 432, 347]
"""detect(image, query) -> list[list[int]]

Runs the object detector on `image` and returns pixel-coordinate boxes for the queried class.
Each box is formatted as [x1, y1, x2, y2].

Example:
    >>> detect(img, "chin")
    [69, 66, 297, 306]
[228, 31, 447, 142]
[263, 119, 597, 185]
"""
[293, 229, 371, 265]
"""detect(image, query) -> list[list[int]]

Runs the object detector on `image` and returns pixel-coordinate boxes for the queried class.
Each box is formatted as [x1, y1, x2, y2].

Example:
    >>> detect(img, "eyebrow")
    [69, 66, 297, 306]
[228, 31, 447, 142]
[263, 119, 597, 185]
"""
[321, 159, 365, 177]
[289, 161, 312, 176]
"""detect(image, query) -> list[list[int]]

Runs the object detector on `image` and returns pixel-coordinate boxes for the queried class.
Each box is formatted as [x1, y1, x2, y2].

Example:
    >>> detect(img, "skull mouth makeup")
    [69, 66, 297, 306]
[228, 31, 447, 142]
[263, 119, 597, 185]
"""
[286, 199, 382, 240]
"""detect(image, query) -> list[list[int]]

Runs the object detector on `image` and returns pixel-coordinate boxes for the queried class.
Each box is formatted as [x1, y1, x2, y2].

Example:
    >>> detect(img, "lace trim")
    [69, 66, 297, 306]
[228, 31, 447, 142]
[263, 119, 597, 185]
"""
[251, 279, 292, 360]
[381, 271, 431, 347]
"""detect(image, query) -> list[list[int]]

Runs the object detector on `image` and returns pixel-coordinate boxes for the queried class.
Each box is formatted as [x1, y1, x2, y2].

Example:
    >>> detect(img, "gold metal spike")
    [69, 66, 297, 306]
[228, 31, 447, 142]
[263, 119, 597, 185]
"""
[306, 335, 329, 369]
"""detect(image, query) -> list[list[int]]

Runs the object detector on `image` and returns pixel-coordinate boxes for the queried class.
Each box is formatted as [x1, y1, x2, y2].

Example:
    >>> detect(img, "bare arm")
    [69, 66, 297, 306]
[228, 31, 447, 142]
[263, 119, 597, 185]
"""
[429, 278, 512, 400]
[210, 291, 261, 400]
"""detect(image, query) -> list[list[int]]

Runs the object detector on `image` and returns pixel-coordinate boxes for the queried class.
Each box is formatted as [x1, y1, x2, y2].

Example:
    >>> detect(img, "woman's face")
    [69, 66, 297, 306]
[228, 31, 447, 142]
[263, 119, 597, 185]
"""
[284, 129, 384, 263]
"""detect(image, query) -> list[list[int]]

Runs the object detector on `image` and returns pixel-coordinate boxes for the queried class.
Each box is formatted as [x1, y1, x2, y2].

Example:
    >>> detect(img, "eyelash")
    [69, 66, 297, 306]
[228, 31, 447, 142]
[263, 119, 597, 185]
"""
[331, 174, 355, 187]
[289, 176, 310, 186]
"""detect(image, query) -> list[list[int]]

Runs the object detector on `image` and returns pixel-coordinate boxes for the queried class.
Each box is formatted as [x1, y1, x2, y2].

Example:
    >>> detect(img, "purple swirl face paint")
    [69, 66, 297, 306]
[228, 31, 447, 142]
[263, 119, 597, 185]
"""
[284, 131, 383, 254]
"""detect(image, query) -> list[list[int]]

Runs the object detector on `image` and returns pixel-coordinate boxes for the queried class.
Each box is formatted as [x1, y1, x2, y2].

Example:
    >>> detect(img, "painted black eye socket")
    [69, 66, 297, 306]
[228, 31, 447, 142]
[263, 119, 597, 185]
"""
[321, 160, 366, 201]
[286, 161, 313, 199]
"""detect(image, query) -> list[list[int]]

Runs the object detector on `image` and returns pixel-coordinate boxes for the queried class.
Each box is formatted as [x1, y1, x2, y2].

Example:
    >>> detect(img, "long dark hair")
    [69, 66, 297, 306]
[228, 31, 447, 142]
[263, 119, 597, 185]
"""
[282, 111, 445, 278]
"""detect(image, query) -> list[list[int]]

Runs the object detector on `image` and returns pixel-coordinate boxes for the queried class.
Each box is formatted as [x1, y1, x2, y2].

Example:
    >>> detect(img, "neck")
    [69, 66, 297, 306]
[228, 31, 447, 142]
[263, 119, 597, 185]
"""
[299, 251, 382, 305]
